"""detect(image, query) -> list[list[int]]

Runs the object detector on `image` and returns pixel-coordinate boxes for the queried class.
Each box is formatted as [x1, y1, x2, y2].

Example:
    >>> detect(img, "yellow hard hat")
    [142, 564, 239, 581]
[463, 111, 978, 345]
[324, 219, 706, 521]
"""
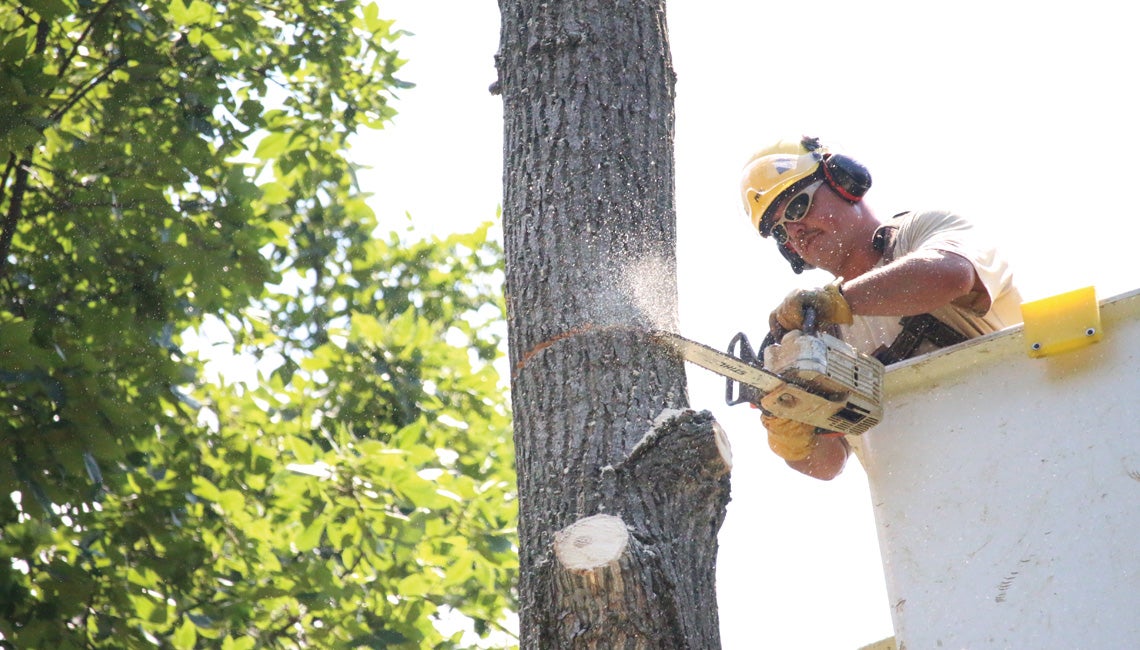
[741, 155, 824, 235]
[739, 136, 873, 273]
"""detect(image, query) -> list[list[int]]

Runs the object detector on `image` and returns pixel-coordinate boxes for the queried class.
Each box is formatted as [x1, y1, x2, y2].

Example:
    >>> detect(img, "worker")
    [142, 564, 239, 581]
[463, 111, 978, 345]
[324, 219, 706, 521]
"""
[740, 136, 1022, 480]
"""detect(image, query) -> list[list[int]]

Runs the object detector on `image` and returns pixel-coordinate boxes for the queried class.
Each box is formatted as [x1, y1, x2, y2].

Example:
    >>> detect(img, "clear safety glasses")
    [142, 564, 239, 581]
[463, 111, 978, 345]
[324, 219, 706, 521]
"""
[771, 181, 823, 245]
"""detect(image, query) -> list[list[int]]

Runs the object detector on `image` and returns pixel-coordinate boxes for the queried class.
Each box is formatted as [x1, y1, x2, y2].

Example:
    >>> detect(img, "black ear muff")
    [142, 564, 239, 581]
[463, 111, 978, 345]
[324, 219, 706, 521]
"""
[822, 153, 872, 202]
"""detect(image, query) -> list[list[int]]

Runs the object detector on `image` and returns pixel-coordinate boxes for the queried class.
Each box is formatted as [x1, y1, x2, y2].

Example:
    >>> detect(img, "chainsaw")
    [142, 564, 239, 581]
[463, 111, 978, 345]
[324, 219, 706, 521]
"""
[652, 309, 885, 435]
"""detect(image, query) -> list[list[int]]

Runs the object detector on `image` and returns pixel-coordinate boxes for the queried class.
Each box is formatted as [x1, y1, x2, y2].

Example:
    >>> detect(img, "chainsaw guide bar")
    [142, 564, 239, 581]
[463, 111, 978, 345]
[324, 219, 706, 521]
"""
[651, 330, 785, 395]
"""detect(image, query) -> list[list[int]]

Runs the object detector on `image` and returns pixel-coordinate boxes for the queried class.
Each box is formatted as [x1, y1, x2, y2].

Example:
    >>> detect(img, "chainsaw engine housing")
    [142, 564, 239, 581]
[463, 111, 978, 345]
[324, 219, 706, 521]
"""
[763, 331, 884, 435]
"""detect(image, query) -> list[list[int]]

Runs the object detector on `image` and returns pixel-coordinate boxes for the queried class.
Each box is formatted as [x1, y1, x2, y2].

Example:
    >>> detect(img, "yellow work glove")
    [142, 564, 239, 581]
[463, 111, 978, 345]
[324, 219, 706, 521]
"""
[770, 279, 853, 334]
[761, 413, 819, 462]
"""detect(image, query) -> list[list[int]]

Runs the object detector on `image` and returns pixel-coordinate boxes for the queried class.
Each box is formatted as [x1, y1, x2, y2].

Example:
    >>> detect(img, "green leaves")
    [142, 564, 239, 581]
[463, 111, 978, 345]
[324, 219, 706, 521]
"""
[167, 0, 216, 27]
[172, 619, 197, 650]
[1, 0, 515, 648]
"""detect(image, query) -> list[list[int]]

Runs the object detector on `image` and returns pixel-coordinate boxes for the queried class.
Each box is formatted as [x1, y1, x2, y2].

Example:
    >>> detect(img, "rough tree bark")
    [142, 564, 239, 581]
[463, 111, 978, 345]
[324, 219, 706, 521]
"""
[496, 1, 732, 647]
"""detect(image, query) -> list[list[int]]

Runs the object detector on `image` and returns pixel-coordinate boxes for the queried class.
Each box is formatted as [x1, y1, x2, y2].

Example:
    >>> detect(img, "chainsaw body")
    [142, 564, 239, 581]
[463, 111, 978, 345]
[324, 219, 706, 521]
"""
[654, 327, 885, 436]
[758, 330, 883, 435]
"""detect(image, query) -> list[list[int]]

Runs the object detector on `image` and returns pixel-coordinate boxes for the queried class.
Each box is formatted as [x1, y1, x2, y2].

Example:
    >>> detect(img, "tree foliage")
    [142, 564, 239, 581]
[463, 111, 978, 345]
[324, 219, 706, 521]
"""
[0, 1, 516, 647]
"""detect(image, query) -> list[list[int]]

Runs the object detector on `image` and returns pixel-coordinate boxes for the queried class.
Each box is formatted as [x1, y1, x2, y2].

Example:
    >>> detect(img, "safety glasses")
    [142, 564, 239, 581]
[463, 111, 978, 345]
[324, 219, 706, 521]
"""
[770, 181, 823, 245]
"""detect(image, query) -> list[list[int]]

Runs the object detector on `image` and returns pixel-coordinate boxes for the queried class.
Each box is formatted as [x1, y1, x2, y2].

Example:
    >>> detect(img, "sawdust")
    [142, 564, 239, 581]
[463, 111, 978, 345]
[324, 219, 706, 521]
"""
[585, 254, 679, 332]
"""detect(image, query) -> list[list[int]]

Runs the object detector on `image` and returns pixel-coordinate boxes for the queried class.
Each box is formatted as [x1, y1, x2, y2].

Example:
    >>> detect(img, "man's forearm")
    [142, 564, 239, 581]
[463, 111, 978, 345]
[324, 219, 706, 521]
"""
[841, 250, 977, 317]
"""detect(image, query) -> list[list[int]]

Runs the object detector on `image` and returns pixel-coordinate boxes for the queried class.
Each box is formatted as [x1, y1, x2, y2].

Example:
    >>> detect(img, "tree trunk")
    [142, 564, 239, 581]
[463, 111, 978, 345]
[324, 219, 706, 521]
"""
[496, 2, 732, 647]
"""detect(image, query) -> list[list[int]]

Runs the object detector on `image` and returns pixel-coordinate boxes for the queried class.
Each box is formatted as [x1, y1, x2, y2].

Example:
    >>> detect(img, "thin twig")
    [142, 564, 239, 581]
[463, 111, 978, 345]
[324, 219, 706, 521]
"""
[54, 0, 117, 82]
[48, 56, 129, 124]
[0, 158, 30, 281]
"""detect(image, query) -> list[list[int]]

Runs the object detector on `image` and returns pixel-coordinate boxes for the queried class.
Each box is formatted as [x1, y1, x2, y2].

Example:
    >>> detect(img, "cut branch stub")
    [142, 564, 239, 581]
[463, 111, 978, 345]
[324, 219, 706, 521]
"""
[542, 413, 732, 647]
[624, 409, 733, 482]
[712, 418, 733, 473]
[554, 513, 629, 572]
[548, 513, 680, 646]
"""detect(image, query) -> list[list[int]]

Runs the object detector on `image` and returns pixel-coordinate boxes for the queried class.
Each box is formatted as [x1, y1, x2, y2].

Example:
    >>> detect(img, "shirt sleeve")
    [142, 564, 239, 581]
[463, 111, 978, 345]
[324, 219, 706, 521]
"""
[890, 210, 1015, 317]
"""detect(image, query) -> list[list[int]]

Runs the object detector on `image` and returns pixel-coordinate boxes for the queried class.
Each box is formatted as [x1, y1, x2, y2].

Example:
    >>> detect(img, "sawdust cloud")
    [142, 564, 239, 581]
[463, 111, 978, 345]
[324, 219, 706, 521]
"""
[585, 254, 679, 333]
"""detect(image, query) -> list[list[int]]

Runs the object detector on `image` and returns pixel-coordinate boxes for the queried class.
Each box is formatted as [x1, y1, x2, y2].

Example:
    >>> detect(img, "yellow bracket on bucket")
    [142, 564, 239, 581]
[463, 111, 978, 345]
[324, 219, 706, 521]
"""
[1020, 286, 1101, 358]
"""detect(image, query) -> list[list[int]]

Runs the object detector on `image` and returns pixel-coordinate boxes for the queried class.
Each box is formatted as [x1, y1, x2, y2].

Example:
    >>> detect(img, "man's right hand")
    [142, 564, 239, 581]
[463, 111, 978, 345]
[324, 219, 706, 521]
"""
[761, 413, 819, 461]
[769, 279, 853, 334]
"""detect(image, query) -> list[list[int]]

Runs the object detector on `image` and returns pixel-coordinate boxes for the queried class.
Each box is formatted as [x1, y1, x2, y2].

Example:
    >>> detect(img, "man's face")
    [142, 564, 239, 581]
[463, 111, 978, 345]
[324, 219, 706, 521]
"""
[774, 183, 859, 274]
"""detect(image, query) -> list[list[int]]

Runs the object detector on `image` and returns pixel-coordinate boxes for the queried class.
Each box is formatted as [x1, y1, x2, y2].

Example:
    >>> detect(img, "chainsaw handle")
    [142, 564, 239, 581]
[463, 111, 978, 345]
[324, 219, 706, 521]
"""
[726, 332, 759, 366]
[801, 305, 819, 335]
[725, 332, 763, 406]
[725, 376, 762, 407]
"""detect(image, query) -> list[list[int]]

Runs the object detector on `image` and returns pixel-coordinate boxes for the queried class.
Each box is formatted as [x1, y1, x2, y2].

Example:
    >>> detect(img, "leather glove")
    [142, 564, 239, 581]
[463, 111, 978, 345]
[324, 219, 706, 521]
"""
[770, 279, 853, 334]
[761, 413, 819, 461]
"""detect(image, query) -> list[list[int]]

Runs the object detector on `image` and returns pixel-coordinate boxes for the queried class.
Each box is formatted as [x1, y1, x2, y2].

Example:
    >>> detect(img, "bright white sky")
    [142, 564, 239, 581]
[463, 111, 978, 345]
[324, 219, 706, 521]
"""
[361, 1, 1138, 647]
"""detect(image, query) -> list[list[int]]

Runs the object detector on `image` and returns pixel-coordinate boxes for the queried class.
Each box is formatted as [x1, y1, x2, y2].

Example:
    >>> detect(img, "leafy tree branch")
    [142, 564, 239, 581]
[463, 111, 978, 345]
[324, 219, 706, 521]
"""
[0, 2, 516, 648]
